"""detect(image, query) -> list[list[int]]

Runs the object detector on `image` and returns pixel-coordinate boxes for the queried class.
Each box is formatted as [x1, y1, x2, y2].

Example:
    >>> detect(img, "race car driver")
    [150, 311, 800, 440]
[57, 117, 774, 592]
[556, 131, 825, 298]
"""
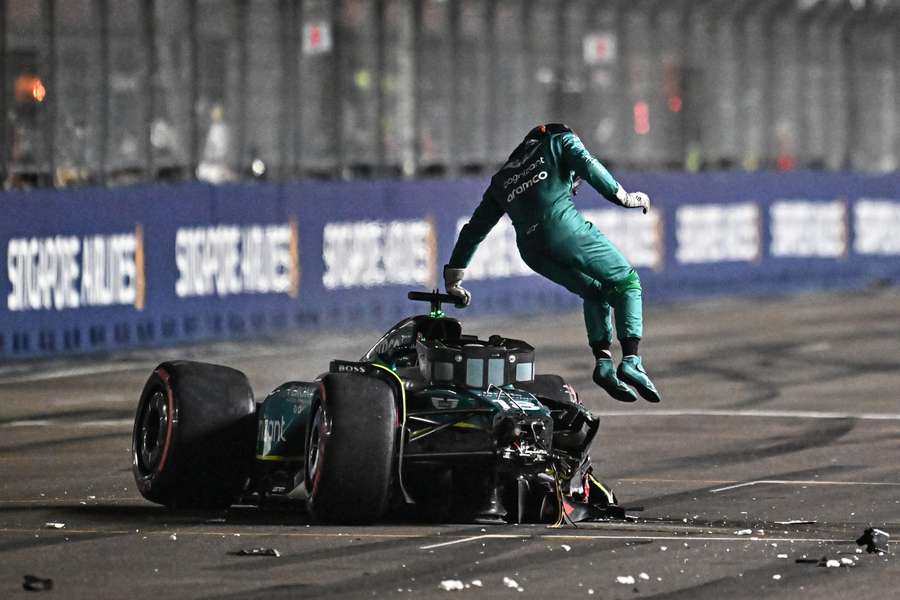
[444, 123, 660, 403]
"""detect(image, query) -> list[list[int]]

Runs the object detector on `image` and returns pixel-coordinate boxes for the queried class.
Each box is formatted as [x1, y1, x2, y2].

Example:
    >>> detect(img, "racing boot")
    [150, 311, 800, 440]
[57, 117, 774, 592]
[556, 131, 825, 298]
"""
[592, 357, 638, 403]
[617, 355, 661, 403]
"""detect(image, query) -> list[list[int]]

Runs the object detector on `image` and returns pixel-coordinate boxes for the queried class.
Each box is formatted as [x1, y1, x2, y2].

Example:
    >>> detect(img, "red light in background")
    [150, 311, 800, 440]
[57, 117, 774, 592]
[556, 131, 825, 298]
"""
[633, 101, 650, 135]
[776, 154, 796, 172]
[668, 95, 682, 113]
[309, 26, 322, 49]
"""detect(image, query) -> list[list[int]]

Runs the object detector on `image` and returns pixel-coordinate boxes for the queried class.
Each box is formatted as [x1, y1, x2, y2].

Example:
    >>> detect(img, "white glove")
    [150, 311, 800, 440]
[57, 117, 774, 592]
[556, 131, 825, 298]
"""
[443, 266, 471, 307]
[615, 185, 650, 214]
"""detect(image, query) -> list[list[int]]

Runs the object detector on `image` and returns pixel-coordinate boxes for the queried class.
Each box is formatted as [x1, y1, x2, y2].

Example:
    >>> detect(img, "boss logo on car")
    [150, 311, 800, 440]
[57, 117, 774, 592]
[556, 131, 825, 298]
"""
[331, 360, 368, 374]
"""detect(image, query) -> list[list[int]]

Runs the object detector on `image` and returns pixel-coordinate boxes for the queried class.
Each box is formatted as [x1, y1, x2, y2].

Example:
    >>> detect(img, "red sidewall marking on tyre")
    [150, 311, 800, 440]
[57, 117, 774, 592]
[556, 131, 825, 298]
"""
[310, 384, 327, 498]
[154, 368, 176, 475]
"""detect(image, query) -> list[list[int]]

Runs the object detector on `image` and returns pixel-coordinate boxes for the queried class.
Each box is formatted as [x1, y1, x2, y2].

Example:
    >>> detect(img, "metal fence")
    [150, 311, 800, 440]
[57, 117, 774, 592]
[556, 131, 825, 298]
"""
[3, 0, 898, 189]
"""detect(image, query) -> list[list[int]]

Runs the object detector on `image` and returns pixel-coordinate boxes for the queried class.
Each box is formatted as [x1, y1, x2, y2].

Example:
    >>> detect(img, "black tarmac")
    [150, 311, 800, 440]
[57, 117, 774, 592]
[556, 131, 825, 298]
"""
[1, 289, 898, 599]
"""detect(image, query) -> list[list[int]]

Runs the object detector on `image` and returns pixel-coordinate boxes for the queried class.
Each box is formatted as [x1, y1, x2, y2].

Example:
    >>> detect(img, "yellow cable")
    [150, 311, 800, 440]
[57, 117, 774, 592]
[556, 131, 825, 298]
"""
[371, 364, 413, 503]
[588, 474, 616, 505]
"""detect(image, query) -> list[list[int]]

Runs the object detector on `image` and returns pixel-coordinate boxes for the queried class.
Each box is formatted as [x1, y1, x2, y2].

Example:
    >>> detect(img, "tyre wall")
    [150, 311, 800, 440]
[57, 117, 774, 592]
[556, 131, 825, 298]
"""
[2, 172, 900, 360]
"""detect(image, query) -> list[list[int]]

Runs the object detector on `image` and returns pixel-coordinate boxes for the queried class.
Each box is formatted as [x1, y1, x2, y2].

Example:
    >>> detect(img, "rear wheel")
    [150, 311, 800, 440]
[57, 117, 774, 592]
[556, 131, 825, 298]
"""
[132, 361, 256, 509]
[305, 373, 396, 524]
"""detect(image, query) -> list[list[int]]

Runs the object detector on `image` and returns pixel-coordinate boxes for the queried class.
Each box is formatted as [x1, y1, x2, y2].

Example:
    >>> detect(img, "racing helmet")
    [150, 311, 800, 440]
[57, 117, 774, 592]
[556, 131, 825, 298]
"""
[524, 122, 573, 141]
[507, 123, 574, 163]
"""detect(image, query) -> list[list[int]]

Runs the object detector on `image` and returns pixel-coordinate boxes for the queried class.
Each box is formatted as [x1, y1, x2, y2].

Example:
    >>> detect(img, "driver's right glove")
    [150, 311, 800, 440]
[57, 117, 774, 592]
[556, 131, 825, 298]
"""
[443, 265, 471, 307]
[615, 184, 651, 214]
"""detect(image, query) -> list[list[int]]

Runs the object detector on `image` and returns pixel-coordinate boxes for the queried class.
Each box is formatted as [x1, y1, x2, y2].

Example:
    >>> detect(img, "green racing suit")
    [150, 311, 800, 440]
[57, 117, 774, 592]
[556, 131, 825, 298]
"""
[447, 129, 643, 346]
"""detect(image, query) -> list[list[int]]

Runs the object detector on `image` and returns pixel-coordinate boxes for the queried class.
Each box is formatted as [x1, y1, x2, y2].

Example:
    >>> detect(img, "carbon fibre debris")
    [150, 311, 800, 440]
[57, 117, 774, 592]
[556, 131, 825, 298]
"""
[22, 575, 53, 592]
[234, 547, 281, 557]
[856, 528, 890, 554]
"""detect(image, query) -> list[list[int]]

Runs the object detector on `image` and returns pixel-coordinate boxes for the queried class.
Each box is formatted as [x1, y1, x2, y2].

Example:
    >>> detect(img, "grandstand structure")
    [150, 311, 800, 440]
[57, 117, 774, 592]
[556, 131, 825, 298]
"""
[2, 0, 898, 189]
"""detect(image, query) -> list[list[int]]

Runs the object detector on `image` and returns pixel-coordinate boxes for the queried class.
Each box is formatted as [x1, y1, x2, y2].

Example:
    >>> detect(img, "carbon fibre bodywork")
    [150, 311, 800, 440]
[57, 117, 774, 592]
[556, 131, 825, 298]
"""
[251, 293, 621, 523]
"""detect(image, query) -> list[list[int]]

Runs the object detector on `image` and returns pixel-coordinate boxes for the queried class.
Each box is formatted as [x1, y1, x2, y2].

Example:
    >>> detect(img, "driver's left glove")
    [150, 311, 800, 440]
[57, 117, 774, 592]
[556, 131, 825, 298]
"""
[443, 265, 471, 307]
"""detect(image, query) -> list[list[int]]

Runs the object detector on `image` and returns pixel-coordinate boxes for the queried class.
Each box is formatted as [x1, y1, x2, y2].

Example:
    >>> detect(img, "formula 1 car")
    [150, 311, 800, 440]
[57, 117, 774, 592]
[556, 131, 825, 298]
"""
[132, 291, 624, 524]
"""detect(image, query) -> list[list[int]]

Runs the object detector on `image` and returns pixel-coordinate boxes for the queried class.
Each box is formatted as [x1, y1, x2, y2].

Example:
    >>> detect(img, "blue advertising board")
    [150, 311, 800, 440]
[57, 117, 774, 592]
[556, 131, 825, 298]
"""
[2, 172, 899, 360]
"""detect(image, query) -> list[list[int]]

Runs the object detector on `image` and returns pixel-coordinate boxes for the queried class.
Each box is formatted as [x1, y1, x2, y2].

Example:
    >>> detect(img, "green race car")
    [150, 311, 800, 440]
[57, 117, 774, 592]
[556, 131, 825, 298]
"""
[132, 291, 623, 524]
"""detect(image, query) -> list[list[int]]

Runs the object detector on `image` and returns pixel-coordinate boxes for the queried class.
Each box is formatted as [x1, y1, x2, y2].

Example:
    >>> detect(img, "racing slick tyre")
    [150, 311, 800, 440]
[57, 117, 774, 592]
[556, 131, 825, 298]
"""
[306, 373, 396, 524]
[132, 361, 256, 509]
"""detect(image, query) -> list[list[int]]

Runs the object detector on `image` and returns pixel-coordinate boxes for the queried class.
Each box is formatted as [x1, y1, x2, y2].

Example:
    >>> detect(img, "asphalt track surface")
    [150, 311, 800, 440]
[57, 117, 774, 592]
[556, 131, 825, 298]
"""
[1, 289, 898, 599]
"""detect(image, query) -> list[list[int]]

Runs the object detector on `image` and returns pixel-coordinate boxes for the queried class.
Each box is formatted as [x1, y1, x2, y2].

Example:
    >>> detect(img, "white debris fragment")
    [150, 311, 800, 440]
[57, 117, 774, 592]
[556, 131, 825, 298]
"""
[503, 577, 523, 592]
[639, 573, 650, 581]
[439, 580, 464, 591]
[87, 495, 96, 500]
[588, 590, 595, 595]
[44, 522, 65, 529]
[840, 558, 854, 566]
[616, 576, 636, 585]
[774, 520, 816, 525]
[772, 574, 782, 580]
[734, 529, 752, 535]
[470, 580, 482, 588]
[169, 533, 177, 541]
[561, 544, 572, 552]
[659, 546, 668, 551]
[825, 559, 840, 568]
[777, 554, 789, 559]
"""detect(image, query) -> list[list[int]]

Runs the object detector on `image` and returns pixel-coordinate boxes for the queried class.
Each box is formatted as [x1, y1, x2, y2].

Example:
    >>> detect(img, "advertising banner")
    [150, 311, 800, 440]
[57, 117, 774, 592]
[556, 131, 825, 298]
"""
[2, 172, 899, 360]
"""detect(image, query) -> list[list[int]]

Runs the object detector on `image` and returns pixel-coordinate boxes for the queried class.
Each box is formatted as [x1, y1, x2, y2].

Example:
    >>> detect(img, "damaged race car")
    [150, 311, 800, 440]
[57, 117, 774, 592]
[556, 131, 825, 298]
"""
[132, 291, 625, 524]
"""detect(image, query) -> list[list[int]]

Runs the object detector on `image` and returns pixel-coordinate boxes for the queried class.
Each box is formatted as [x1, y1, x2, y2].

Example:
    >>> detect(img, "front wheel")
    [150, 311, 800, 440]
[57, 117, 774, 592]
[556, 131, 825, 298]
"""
[305, 373, 396, 524]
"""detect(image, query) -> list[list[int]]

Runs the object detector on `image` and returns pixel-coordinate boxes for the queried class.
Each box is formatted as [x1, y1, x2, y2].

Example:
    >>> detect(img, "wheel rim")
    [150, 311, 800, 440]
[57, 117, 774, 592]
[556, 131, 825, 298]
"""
[138, 389, 170, 474]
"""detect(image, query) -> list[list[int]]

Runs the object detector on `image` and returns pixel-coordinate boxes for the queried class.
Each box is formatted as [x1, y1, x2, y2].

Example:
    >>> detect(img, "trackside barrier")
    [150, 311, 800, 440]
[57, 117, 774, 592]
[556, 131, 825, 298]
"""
[2, 173, 900, 361]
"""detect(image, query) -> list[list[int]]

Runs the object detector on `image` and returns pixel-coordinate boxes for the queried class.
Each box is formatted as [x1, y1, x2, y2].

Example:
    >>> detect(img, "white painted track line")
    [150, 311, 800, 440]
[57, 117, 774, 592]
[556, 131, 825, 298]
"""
[419, 533, 899, 551]
[710, 479, 900, 493]
[420, 534, 524, 550]
[593, 409, 900, 421]
[8, 408, 900, 430]
[1, 418, 132, 428]
[0, 364, 143, 384]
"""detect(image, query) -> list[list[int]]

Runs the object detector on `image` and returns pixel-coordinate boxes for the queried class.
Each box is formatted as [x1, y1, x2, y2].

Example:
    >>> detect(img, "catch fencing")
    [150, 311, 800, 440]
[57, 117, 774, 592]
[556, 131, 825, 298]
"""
[4, 0, 899, 188]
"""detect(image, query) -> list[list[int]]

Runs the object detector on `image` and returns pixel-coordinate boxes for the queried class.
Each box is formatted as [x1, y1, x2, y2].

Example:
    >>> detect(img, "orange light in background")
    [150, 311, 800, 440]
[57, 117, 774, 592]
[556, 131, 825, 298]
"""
[667, 95, 682, 113]
[633, 101, 650, 135]
[14, 75, 46, 103]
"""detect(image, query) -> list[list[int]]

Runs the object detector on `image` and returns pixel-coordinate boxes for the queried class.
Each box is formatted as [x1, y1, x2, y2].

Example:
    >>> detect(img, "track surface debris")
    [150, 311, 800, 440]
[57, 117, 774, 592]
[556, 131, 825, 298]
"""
[1, 290, 898, 599]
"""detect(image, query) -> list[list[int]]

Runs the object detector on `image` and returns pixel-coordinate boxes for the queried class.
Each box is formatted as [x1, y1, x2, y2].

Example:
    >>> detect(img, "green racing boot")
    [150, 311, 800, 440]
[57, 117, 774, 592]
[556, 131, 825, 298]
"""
[592, 357, 638, 403]
[617, 355, 661, 403]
